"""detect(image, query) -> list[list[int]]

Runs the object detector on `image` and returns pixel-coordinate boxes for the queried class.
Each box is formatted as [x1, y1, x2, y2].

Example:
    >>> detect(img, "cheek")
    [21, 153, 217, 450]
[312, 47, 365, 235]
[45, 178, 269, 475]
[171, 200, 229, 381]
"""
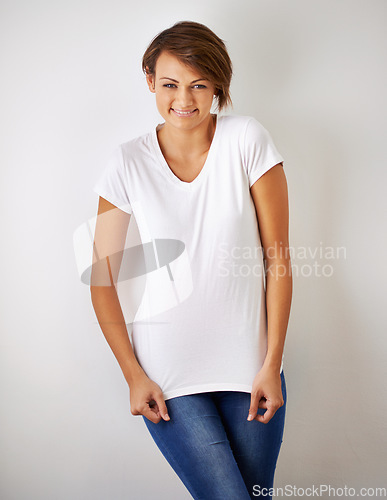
[200, 92, 215, 105]
[155, 92, 169, 106]
[158, 91, 172, 104]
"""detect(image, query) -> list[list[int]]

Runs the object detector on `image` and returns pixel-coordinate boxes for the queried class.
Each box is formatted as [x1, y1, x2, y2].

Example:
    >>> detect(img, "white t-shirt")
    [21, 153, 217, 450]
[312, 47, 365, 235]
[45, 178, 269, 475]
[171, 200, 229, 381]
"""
[93, 114, 285, 401]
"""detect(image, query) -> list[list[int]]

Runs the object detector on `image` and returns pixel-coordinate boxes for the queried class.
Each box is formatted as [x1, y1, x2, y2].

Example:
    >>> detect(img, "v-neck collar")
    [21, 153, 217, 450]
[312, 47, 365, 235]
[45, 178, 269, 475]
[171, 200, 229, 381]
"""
[150, 114, 222, 190]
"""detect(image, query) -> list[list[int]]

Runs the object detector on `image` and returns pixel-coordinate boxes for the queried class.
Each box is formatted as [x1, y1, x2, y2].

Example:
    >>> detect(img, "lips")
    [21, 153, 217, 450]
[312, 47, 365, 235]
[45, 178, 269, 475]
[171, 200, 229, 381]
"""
[171, 108, 197, 117]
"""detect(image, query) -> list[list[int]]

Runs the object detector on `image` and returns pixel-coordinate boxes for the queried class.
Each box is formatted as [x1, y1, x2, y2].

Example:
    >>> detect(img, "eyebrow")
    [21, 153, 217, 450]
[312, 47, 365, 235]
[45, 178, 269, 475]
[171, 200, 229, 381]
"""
[159, 77, 207, 83]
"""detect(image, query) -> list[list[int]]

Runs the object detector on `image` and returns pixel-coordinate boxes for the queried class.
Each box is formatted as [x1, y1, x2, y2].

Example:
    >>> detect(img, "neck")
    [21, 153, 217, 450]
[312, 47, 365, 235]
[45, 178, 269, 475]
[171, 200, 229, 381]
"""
[157, 114, 217, 160]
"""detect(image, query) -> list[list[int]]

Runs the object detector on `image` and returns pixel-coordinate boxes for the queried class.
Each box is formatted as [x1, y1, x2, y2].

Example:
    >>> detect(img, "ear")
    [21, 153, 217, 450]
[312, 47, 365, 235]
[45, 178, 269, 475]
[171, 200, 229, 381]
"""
[145, 68, 156, 93]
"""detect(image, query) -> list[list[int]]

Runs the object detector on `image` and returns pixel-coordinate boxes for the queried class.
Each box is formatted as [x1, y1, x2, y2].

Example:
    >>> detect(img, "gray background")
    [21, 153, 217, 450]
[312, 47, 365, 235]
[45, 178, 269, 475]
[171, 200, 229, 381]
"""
[1, 0, 386, 498]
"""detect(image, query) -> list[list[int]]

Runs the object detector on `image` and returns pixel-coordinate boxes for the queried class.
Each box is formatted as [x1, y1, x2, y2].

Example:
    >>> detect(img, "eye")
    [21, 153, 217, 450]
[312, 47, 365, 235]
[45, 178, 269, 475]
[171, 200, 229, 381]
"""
[162, 83, 207, 89]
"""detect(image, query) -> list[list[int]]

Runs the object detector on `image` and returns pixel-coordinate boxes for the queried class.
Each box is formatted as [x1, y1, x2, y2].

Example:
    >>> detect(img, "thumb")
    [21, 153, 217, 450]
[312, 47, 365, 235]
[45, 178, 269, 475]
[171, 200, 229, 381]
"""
[154, 395, 170, 421]
[247, 394, 260, 421]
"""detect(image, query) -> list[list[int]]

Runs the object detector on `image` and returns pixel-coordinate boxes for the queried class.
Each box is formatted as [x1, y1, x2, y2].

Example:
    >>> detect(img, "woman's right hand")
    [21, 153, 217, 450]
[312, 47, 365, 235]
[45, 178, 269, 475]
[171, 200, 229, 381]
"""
[129, 372, 170, 424]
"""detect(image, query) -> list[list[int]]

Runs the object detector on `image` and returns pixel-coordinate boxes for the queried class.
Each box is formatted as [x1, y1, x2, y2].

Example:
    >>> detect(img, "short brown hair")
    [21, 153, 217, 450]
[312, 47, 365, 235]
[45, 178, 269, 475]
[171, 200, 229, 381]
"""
[142, 20, 233, 113]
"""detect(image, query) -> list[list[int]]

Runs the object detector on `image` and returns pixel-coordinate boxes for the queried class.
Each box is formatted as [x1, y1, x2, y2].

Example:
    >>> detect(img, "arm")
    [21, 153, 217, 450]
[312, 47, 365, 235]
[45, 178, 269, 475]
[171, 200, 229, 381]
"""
[247, 163, 293, 423]
[90, 196, 170, 423]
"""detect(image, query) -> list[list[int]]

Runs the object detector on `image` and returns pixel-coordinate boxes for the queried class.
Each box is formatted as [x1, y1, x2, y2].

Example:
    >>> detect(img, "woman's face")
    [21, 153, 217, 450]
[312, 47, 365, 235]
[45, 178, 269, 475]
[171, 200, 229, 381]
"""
[146, 51, 216, 131]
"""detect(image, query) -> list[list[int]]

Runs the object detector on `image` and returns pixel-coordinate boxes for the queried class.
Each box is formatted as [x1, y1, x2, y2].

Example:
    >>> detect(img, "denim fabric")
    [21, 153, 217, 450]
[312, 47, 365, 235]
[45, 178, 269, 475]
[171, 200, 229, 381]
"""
[142, 370, 286, 499]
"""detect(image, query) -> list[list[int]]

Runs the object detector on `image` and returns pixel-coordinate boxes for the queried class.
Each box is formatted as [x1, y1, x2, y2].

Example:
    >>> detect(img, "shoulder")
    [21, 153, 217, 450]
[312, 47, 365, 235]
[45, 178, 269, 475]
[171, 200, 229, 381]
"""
[101, 130, 152, 176]
[219, 114, 268, 141]
[219, 113, 254, 130]
[119, 128, 154, 162]
[218, 115, 275, 159]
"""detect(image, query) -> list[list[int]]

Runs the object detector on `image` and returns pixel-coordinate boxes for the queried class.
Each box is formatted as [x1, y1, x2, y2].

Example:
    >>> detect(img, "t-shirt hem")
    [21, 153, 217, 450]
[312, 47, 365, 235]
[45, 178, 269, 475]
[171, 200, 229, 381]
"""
[162, 364, 284, 401]
[163, 383, 254, 401]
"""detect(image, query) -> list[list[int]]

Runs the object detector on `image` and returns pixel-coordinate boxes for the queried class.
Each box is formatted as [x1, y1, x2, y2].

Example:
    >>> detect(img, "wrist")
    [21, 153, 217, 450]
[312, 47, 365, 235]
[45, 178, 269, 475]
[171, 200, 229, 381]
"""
[121, 360, 146, 386]
[261, 356, 282, 374]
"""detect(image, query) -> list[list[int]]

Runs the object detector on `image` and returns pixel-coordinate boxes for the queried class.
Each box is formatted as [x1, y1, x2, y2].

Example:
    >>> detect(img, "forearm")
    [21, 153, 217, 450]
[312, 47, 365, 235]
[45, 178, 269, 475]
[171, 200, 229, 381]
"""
[90, 285, 146, 386]
[262, 256, 293, 372]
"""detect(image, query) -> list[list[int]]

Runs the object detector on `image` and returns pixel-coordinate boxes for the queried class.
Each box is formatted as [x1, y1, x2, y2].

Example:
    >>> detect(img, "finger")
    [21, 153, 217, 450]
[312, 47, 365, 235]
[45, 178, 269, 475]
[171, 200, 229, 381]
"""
[258, 397, 268, 409]
[247, 399, 259, 421]
[247, 387, 266, 421]
[146, 399, 159, 417]
[255, 406, 277, 424]
[143, 405, 162, 424]
[154, 395, 170, 421]
[148, 399, 158, 413]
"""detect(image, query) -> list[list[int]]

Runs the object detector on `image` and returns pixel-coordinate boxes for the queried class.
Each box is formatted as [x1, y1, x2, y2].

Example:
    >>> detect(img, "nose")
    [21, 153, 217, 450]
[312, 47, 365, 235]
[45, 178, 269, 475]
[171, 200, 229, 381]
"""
[173, 86, 195, 108]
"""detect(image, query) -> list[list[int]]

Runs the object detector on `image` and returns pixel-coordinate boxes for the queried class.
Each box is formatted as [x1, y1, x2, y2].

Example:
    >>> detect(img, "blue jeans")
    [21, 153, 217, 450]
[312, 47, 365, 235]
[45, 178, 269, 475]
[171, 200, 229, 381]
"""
[142, 370, 287, 499]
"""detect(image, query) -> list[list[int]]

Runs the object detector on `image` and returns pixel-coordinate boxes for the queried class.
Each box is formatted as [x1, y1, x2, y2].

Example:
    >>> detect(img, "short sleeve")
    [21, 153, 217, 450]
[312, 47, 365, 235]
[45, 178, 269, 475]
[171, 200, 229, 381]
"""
[93, 146, 132, 214]
[242, 117, 285, 188]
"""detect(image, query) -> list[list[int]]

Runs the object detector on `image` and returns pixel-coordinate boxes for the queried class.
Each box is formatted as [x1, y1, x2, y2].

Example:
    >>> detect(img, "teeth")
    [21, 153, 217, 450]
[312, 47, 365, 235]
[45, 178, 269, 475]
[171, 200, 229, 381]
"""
[173, 109, 196, 115]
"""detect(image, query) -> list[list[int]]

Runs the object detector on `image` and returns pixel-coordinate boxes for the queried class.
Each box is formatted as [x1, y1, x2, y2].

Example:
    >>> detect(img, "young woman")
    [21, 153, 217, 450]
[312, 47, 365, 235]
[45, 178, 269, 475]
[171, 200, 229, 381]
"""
[90, 20, 292, 500]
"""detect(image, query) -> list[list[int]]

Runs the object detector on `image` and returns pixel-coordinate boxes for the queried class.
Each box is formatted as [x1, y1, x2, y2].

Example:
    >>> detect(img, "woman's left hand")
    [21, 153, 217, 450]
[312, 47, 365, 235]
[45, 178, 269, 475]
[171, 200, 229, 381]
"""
[247, 366, 284, 424]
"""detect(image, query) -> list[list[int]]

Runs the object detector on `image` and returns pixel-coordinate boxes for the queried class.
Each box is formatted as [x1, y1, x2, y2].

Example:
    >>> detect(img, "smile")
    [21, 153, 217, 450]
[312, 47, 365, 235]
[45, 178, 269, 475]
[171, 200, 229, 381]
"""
[171, 108, 197, 117]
